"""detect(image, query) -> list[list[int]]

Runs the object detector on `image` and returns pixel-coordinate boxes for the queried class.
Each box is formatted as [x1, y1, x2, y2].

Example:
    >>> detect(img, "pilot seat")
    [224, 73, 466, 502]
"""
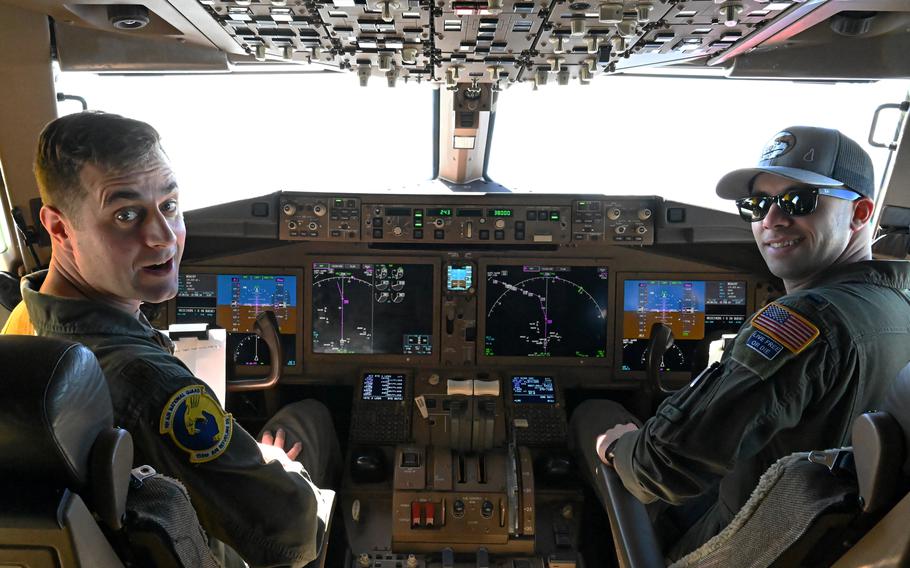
[0, 335, 216, 567]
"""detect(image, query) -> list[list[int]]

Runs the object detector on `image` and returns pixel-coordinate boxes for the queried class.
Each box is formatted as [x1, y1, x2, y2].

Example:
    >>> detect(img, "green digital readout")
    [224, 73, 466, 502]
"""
[489, 209, 513, 217]
[427, 208, 453, 217]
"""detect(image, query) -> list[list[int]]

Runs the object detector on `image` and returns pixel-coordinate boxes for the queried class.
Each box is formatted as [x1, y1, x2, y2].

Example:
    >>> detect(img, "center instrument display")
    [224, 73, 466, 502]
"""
[175, 272, 299, 367]
[311, 262, 434, 355]
[484, 264, 609, 358]
[620, 279, 748, 372]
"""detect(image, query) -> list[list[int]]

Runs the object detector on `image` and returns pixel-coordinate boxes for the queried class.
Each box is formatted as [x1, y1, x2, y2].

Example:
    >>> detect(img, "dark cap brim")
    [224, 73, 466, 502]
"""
[716, 166, 845, 200]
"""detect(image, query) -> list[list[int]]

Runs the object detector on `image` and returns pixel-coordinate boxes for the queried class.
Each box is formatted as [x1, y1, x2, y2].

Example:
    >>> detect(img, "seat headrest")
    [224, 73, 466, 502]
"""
[882, 362, 910, 475]
[0, 336, 113, 490]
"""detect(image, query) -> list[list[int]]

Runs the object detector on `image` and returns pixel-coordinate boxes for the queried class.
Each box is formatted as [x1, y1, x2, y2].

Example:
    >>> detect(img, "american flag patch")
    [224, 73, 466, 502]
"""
[751, 302, 819, 354]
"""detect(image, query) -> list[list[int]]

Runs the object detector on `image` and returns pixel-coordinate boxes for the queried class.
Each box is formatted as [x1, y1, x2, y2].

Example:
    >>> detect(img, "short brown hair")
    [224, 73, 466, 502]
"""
[34, 111, 165, 216]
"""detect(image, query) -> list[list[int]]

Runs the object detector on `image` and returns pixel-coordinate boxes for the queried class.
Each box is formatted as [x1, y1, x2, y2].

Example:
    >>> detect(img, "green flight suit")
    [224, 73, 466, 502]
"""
[19, 271, 338, 568]
[577, 260, 910, 560]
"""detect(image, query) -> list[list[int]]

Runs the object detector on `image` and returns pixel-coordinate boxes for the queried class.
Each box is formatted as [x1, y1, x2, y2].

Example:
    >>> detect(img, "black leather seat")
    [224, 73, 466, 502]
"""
[597, 362, 910, 568]
[0, 335, 133, 567]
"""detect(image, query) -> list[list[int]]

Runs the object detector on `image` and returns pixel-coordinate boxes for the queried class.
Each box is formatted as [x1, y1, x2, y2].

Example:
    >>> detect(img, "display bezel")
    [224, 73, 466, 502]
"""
[306, 256, 441, 365]
[478, 258, 613, 367]
[169, 266, 305, 377]
[614, 272, 755, 381]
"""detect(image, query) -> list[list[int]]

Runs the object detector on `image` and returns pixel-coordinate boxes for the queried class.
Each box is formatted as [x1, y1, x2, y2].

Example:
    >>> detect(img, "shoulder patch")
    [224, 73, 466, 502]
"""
[159, 385, 233, 463]
[745, 330, 784, 360]
[751, 302, 819, 354]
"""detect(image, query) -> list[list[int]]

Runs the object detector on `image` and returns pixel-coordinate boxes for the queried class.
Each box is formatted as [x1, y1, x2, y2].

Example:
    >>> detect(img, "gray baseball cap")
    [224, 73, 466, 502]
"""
[716, 126, 875, 200]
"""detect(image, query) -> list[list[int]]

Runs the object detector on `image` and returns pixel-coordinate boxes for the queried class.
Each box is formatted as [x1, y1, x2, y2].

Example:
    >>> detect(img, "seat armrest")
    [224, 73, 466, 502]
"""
[596, 465, 665, 568]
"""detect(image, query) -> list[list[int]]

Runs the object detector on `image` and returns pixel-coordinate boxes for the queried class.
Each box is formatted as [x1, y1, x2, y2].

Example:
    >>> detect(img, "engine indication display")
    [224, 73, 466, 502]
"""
[311, 262, 434, 355]
[484, 265, 609, 358]
[621, 279, 748, 373]
[176, 272, 298, 367]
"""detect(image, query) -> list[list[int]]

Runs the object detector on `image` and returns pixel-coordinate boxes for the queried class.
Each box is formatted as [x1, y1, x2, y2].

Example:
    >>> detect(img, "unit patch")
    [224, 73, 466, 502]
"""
[160, 385, 233, 463]
[751, 302, 819, 354]
[746, 330, 784, 360]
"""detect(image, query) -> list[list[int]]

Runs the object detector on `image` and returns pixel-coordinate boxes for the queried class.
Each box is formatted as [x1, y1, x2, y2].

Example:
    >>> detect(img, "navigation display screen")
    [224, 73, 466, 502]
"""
[484, 265, 609, 358]
[621, 279, 748, 373]
[311, 262, 434, 355]
[511, 376, 556, 404]
[361, 373, 406, 401]
[176, 273, 298, 367]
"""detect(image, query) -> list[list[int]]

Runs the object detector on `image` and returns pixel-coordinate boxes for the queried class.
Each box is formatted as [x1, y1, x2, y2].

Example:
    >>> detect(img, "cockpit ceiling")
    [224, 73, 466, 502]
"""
[199, 0, 797, 86]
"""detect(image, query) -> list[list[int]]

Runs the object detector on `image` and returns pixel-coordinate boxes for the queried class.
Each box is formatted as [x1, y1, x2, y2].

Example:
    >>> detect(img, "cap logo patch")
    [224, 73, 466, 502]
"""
[761, 131, 796, 161]
[803, 148, 815, 162]
[160, 385, 233, 463]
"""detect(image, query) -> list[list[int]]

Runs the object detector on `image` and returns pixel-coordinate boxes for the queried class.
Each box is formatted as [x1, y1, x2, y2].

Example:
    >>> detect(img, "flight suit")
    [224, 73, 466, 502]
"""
[571, 260, 910, 560]
[17, 271, 340, 568]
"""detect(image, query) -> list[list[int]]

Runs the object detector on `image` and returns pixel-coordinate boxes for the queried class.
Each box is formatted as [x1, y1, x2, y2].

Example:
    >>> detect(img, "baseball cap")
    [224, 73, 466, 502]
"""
[716, 126, 875, 200]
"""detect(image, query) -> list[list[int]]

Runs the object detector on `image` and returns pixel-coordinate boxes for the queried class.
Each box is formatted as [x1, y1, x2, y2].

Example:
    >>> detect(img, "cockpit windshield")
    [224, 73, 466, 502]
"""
[55, 69, 908, 212]
[489, 77, 910, 211]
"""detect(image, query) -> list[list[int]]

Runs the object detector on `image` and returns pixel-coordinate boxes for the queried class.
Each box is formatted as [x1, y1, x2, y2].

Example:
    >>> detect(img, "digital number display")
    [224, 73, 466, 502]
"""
[427, 208, 453, 217]
[489, 209, 513, 217]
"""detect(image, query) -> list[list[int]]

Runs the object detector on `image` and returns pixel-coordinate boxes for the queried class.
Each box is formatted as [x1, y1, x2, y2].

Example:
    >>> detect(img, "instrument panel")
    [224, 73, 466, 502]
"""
[168, 192, 771, 566]
[166, 260, 755, 384]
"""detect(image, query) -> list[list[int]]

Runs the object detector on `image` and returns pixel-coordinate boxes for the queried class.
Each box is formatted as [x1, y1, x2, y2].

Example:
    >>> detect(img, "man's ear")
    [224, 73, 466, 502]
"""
[39, 205, 74, 252]
[851, 197, 874, 231]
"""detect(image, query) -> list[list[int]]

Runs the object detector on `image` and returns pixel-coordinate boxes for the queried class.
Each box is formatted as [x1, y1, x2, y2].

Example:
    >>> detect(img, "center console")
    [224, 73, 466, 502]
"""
[344, 370, 580, 567]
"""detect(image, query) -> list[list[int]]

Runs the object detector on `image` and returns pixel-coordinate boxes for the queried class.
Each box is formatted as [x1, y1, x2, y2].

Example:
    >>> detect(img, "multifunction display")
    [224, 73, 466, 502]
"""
[176, 273, 298, 367]
[484, 265, 609, 358]
[621, 279, 748, 373]
[361, 373, 406, 401]
[511, 376, 556, 404]
[311, 262, 434, 355]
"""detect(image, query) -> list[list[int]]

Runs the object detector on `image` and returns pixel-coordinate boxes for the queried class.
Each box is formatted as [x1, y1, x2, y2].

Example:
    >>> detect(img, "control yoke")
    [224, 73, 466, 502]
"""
[228, 310, 283, 392]
[645, 322, 675, 393]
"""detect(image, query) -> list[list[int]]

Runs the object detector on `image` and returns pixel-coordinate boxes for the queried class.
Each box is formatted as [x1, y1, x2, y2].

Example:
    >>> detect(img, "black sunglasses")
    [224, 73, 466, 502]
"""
[735, 187, 862, 222]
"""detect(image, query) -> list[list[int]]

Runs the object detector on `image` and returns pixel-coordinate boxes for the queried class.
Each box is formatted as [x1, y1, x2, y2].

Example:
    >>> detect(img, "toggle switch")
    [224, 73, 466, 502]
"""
[411, 501, 422, 528]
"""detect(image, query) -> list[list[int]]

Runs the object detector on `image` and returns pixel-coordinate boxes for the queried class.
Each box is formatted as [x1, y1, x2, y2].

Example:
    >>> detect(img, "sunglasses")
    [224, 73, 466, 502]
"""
[735, 187, 862, 222]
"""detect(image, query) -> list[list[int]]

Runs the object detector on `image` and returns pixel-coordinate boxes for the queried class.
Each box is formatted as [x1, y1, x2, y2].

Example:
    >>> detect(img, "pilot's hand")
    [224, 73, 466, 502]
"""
[596, 423, 639, 467]
[260, 428, 302, 462]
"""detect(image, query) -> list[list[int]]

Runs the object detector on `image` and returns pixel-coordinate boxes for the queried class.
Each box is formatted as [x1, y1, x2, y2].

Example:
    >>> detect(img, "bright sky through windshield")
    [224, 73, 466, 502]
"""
[489, 76, 909, 212]
[56, 70, 908, 213]
[55, 71, 433, 211]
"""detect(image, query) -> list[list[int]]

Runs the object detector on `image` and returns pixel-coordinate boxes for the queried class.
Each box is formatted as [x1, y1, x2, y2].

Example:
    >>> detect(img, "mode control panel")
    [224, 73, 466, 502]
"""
[572, 199, 655, 245]
[277, 193, 659, 246]
[364, 205, 571, 245]
[280, 195, 361, 241]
